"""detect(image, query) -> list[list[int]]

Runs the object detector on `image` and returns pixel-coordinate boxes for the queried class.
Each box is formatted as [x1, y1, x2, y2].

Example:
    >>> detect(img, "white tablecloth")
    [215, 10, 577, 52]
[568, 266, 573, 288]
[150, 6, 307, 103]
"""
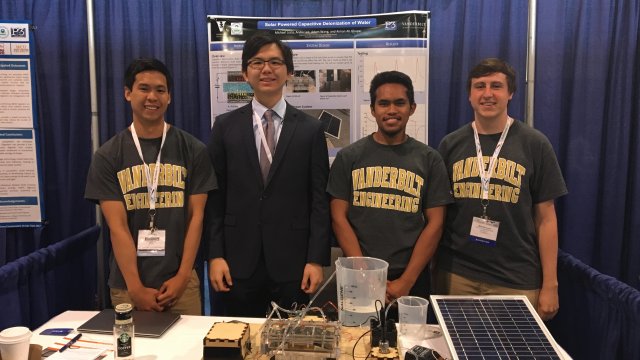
[32, 311, 454, 360]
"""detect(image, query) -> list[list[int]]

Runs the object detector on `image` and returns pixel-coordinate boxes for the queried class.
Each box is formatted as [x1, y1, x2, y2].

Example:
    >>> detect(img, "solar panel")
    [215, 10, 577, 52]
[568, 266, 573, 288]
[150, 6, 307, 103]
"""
[430, 295, 565, 360]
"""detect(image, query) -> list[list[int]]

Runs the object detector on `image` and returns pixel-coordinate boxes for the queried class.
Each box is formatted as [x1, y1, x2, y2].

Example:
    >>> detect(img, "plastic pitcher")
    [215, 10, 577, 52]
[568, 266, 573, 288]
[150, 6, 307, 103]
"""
[398, 296, 429, 339]
[335, 257, 388, 326]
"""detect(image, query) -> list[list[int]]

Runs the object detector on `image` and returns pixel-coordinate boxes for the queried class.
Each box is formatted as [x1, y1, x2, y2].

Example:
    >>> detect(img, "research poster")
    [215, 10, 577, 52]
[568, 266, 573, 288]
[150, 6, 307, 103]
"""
[0, 21, 44, 227]
[207, 11, 430, 158]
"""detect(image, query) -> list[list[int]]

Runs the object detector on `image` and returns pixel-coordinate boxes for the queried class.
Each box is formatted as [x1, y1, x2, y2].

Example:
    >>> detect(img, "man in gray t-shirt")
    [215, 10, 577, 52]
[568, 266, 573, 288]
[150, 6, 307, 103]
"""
[85, 58, 217, 315]
[435, 58, 567, 321]
[327, 71, 453, 302]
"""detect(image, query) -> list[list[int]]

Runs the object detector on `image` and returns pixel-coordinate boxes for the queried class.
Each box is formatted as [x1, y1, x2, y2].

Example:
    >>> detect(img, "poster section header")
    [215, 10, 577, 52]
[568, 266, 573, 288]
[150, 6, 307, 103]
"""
[0, 130, 33, 139]
[259, 18, 376, 29]
[210, 39, 427, 52]
[209, 12, 429, 41]
[210, 40, 356, 51]
[0, 197, 38, 206]
[0, 60, 28, 70]
[356, 39, 427, 48]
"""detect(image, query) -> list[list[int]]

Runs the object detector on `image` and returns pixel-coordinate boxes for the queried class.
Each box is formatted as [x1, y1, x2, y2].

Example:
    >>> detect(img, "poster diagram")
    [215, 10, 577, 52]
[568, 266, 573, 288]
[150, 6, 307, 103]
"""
[362, 55, 427, 92]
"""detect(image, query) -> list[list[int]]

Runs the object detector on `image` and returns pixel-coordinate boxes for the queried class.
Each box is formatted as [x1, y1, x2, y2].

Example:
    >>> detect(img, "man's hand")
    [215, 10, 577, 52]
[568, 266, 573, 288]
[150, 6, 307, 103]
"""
[156, 272, 190, 308]
[128, 286, 163, 312]
[385, 277, 413, 303]
[301, 263, 323, 294]
[537, 285, 559, 321]
[209, 258, 232, 292]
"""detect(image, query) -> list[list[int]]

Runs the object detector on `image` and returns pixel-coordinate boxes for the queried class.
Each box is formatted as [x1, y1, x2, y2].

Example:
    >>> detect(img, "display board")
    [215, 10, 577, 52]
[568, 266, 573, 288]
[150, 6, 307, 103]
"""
[207, 11, 430, 158]
[0, 21, 44, 227]
[431, 296, 565, 360]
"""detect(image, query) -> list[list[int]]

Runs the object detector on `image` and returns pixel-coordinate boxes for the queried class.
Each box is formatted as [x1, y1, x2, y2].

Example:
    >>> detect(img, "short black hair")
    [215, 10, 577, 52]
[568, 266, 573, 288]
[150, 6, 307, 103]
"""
[467, 58, 516, 94]
[124, 58, 173, 93]
[369, 71, 415, 106]
[241, 32, 294, 74]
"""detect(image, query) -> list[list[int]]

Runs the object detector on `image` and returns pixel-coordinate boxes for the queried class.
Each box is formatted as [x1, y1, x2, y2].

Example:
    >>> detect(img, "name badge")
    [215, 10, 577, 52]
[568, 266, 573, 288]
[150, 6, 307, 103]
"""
[469, 217, 499, 247]
[137, 229, 166, 257]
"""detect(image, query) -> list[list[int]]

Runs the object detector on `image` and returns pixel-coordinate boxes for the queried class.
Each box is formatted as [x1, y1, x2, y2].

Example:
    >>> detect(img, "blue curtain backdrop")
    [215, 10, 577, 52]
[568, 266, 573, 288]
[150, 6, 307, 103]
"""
[92, 0, 528, 145]
[0, 0, 639, 337]
[0, 0, 94, 263]
[535, 0, 640, 290]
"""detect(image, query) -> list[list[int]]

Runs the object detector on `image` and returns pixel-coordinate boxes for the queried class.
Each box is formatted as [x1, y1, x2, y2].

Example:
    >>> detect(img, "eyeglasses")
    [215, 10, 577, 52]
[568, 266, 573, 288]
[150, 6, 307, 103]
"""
[247, 58, 286, 70]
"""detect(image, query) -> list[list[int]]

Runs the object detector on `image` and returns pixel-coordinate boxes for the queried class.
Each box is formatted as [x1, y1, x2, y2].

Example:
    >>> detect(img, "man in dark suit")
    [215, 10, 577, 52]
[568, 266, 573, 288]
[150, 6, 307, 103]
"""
[206, 32, 331, 317]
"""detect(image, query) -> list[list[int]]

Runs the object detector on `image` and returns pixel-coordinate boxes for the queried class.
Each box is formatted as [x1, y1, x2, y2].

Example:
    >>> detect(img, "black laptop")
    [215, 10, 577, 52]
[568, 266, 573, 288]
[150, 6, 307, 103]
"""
[78, 309, 181, 338]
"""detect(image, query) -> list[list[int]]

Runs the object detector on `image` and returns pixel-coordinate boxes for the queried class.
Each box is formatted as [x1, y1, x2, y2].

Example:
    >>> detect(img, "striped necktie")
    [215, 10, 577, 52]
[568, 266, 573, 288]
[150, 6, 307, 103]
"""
[259, 109, 275, 183]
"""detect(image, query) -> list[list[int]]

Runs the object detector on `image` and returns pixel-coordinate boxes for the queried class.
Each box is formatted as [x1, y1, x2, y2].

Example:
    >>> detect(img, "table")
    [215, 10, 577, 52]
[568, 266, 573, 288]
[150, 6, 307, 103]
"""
[34, 311, 233, 359]
[32, 311, 452, 359]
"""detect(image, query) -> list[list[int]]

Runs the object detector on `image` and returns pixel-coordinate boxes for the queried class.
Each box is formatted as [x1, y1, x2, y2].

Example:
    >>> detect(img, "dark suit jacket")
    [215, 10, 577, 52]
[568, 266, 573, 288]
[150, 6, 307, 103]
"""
[206, 102, 330, 282]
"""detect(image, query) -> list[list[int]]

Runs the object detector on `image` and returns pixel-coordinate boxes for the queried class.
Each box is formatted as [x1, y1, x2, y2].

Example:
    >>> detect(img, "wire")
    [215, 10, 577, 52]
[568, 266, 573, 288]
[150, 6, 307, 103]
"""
[364, 349, 373, 360]
[300, 305, 327, 320]
[342, 299, 381, 328]
[384, 298, 398, 321]
[305, 269, 336, 312]
[321, 301, 339, 313]
[375, 299, 386, 342]
[351, 328, 372, 360]
[340, 314, 378, 328]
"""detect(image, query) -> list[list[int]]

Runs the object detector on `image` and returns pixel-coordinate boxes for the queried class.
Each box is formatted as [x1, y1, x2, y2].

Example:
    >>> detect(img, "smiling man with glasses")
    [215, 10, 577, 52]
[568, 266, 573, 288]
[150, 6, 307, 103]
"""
[205, 32, 331, 317]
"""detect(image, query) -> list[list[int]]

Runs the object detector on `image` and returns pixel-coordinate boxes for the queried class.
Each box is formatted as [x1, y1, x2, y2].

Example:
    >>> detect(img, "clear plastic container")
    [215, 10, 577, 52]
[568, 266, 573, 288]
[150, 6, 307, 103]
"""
[398, 296, 429, 339]
[335, 257, 388, 326]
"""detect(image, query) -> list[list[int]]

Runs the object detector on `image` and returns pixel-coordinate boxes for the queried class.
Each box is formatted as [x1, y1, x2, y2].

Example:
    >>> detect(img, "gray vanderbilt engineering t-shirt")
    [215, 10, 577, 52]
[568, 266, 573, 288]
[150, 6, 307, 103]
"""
[85, 126, 217, 289]
[327, 135, 453, 272]
[437, 120, 567, 289]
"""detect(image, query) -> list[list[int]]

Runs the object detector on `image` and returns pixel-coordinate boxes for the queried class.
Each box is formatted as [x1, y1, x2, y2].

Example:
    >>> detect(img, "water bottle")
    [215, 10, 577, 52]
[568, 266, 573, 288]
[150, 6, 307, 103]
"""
[114, 303, 134, 359]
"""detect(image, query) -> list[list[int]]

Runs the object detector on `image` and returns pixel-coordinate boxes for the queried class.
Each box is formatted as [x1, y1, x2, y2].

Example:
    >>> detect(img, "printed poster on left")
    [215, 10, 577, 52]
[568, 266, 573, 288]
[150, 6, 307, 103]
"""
[0, 21, 44, 227]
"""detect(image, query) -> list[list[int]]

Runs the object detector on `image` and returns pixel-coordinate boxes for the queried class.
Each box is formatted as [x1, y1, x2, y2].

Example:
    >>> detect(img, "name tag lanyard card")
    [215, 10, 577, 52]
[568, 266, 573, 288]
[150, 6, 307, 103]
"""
[468, 117, 513, 246]
[131, 122, 168, 257]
